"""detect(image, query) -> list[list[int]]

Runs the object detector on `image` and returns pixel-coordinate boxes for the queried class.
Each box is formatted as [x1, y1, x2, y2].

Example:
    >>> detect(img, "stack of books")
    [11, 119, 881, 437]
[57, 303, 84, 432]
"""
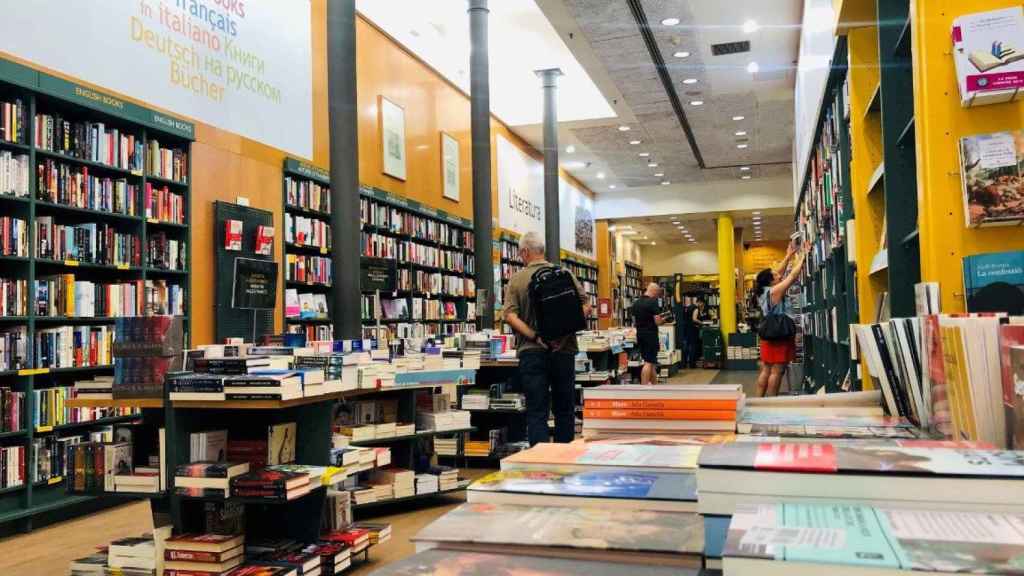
[464, 439, 491, 457]
[489, 393, 525, 411]
[351, 485, 377, 506]
[69, 552, 107, 576]
[370, 467, 415, 499]
[460, 390, 490, 410]
[582, 384, 744, 437]
[163, 533, 244, 576]
[428, 465, 459, 491]
[415, 473, 440, 494]
[415, 409, 471, 431]
[230, 468, 313, 501]
[71, 376, 114, 400]
[322, 527, 371, 554]
[434, 436, 459, 456]
[173, 461, 250, 498]
[107, 535, 156, 575]
[351, 522, 392, 545]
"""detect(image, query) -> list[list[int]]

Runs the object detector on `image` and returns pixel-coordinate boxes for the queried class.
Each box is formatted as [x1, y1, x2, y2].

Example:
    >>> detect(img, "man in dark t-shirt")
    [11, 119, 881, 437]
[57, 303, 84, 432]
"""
[632, 283, 668, 384]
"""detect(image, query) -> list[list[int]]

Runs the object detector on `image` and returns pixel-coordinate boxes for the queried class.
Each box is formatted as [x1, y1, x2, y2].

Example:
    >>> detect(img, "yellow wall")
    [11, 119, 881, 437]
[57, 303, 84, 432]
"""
[743, 241, 789, 273]
[2, 3, 599, 345]
[913, 0, 1024, 312]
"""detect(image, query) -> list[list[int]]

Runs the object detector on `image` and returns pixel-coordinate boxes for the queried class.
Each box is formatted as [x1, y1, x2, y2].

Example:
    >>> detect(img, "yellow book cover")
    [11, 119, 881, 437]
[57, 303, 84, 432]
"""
[940, 326, 965, 441]
[64, 273, 75, 316]
[953, 326, 979, 441]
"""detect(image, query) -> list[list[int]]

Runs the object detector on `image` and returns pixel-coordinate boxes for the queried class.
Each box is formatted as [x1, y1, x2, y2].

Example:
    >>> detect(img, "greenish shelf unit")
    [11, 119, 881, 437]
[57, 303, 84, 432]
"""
[283, 158, 334, 342]
[0, 55, 193, 534]
[795, 37, 859, 394]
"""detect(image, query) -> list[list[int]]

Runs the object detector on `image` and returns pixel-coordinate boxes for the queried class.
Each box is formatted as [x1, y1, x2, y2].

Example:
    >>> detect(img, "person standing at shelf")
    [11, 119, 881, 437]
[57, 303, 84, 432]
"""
[683, 297, 703, 368]
[755, 241, 807, 397]
[632, 283, 670, 385]
[503, 232, 589, 445]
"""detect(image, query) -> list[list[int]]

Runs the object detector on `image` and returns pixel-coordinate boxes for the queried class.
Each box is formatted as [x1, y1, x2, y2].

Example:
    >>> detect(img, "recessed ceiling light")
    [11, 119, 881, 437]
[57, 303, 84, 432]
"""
[609, 185, 617, 190]
[682, 78, 698, 84]
[661, 181, 671, 186]
[597, 172, 606, 179]
[651, 242, 657, 246]
[753, 211, 761, 215]
[747, 61, 760, 74]
[673, 51, 691, 59]
[690, 100, 704, 106]
[740, 166, 751, 171]
[638, 152, 650, 157]
[618, 125, 631, 132]
[742, 19, 760, 34]
[737, 143, 749, 149]
[732, 115, 745, 121]
[655, 173, 665, 177]
[741, 175, 752, 180]
[662, 17, 680, 26]
[565, 145, 576, 153]
[648, 162, 658, 168]
[735, 131, 748, 137]
[629, 139, 642, 145]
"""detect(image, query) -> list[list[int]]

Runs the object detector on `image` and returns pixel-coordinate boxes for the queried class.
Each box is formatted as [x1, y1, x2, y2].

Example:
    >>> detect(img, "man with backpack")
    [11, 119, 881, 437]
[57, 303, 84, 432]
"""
[503, 232, 589, 445]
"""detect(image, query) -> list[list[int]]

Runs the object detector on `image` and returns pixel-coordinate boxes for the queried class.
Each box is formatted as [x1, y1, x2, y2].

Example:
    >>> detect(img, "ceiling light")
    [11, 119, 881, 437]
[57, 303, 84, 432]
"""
[565, 160, 586, 169]
[629, 139, 642, 145]
[673, 51, 691, 59]
[732, 115, 745, 121]
[609, 185, 617, 189]
[661, 181, 671, 186]
[741, 175, 751, 180]
[618, 125, 631, 132]
[740, 166, 751, 171]
[690, 100, 704, 106]
[565, 145, 576, 153]
[747, 61, 760, 74]
[651, 242, 657, 246]
[638, 152, 650, 157]
[662, 17, 680, 26]
[596, 172, 606, 179]
[742, 19, 760, 34]
[735, 131, 748, 137]
[620, 229, 637, 235]
[648, 162, 658, 168]
[682, 78, 698, 85]
[737, 143, 749, 149]
[753, 211, 761, 215]
[655, 173, 665, 177]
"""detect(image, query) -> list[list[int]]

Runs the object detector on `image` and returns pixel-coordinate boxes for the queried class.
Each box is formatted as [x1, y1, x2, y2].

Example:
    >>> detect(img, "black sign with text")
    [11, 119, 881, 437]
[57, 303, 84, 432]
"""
[361, 257, 397, 293]
[232, 257, 278, 310]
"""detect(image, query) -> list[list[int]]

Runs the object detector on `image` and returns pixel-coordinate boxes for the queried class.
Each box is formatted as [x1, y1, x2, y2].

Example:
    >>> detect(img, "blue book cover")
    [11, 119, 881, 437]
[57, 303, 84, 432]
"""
[703, 514, 731, 558]
[468, 469, 696, 502]
[963, 250, 1024, 314]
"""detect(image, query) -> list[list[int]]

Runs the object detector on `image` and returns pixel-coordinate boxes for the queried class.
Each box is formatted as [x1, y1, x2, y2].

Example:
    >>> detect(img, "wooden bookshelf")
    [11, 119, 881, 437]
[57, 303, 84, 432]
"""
[622, 261, 643, 326]
[282, 158, 333, 342]
[0, 55, 193, 533]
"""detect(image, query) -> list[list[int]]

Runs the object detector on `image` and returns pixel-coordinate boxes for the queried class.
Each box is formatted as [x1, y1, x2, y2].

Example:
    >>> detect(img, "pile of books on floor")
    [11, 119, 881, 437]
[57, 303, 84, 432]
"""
[582, 384, 744, 437]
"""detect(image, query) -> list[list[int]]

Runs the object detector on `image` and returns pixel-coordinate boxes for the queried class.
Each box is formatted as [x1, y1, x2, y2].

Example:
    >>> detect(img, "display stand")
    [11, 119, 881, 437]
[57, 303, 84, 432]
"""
[213, 202, 274, 343]
[0, 57, 193, 533]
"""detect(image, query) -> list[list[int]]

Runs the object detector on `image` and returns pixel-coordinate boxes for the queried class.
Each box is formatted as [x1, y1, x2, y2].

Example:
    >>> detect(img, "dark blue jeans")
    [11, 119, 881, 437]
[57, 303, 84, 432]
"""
[519, 350, 575, 445]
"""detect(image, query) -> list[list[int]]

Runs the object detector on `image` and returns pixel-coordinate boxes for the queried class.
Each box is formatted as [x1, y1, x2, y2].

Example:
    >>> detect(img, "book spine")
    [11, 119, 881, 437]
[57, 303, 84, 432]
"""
[582, 408, 736, 420]
[164, 549, 231, 562]
[583, 399, 737, 410]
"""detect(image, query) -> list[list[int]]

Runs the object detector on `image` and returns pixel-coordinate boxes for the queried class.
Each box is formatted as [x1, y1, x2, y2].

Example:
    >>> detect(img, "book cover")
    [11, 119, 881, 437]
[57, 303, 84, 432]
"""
[953, 7, 1024, 107]
[469, 469, 696, 502]
[581, 408, 735, 420]
[583, 398, 737, 410]
[225, 220, 243, 251]
[165, 533, 244, 553]
[267, 422, 296, 465]
[231, 468, 308, 490]
[367, 549, 689, 576]
[501, 442, 701, 471]
[963, 250, 1024, 314]
[959, 130, 1024, 227]
[285, 289, 300, 319]
[699, 442, 1024, 477]
[413, 503, 703, 557]
[174, 462, 249, 479]
[1000, 325, 1024, 449]
[255, 225, 274, 256]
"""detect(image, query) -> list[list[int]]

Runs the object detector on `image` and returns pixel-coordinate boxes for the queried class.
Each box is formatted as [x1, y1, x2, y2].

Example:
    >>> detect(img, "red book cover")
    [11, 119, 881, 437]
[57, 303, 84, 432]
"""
[322, 528, 369, 546]
[165, 547, 239, 562]
[230, 469, 307, 490]
[753, 443, 838, 473]
[255, 225, 274, 256]
[225, 220, 242, 251]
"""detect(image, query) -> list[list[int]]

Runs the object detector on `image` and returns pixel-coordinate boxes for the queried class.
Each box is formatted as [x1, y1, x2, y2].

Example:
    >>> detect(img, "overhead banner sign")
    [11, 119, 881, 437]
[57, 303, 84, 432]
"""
[497, 134, 544, 238]
[559, 177, 596, 258]
[0, 0, 313, 157]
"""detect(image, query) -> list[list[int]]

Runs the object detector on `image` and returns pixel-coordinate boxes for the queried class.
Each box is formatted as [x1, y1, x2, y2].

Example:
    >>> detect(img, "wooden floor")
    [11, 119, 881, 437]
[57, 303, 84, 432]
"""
[0, 368, 753, 575]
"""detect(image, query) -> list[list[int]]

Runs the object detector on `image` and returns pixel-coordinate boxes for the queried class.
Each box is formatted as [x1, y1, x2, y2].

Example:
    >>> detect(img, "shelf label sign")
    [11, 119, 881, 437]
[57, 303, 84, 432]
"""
[0, 0, 312, 156]
[497, 135, 544, 238]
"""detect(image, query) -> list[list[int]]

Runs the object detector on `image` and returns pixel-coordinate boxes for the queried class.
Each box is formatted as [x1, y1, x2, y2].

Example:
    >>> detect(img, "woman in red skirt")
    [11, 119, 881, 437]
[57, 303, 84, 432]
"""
[755, 242, 807, 397]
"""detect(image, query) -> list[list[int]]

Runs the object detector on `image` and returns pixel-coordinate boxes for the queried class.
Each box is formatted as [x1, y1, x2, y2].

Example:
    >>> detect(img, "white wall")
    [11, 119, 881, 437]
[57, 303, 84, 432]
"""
[615, 234, 643, 266]
[793, 0, 838, 202]
[640, 243, 719, 277]
[595, 175, 794, 220]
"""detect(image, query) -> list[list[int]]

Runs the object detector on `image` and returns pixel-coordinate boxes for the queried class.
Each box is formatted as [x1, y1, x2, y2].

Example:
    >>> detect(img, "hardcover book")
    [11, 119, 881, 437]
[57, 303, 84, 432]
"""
[225, 219, 243, 251]
[231, 469, 309, 490]
[963, 250, 1024, 314]
[952, 7, 1024, 107]
[412, 503, 703, 567]
[165, 533, 245, 553]
[367, 549, 693, 576]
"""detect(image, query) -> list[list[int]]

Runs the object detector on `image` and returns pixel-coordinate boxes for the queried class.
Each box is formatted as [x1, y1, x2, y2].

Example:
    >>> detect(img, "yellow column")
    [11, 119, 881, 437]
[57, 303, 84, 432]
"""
[717, 214, 736, 344]
[596, 221, 612, 329]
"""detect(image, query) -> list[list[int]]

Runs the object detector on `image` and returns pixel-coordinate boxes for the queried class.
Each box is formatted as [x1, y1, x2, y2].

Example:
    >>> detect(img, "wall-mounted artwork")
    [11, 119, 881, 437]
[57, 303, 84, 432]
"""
[380, 96, 407, 180]
[441, 132, 460, 201]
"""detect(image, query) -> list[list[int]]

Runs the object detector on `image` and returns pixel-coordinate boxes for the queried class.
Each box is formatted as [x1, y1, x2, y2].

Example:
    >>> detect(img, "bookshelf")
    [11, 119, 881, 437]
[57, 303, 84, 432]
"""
[498, 231, 522, 311]
[621, 261, 643, 326]
[0, 56, 194, 533]
[795, 37, 859, 393]
[283, 158, 333, 342]
[359, 186, 476, 340]
[561, 252, 599, 330]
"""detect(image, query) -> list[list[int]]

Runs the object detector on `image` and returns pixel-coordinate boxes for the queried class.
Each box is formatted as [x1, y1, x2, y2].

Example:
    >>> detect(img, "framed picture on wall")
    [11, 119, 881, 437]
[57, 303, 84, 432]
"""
[441, 132, 460, 201]
[379, 96, 407, 180]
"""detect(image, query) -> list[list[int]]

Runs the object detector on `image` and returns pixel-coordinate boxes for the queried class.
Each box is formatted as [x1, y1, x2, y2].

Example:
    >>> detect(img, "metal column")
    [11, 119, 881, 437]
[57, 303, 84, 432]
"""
[536, 68, 563, 264]
[469, 0, 495, 327]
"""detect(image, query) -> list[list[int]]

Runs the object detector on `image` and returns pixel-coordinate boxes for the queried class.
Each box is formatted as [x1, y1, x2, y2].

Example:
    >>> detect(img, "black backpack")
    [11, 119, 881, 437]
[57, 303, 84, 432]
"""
[757, 288, 796, 341]
[528, 266, 586, 341]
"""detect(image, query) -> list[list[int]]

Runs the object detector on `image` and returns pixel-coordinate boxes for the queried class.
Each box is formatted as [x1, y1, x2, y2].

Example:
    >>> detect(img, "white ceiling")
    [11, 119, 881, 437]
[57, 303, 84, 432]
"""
[609, 208, 792, 248]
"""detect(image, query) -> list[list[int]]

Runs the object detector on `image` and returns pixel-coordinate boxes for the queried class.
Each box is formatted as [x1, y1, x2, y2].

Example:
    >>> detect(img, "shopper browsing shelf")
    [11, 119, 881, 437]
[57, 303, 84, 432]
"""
[632, 283, 669, 384]
[754, 240, 807, 397]
[503, 232, 589, 445]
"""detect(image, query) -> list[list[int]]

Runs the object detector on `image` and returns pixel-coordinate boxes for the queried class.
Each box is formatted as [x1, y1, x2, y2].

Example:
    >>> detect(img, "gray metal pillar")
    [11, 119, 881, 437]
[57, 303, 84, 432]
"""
[469, 0, 494, 328]
[327, 0, 361, 340]
[536, 68, 563, 265]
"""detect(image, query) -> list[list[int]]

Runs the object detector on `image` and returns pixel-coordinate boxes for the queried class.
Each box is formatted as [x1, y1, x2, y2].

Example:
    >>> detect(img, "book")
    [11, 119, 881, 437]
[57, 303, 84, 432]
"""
[225, 220, 243, 251]
[724, 502, 1024, 575]
[1000, 325, 1024, 449]
[165, 545, 243, 563]
[166, 533, 245, 554]
[365, 549, 691, 576]
[958, 130, 1024, 227]
[164, 553, 243, 574]
[231, 468, 309, 491]
[268, 422, 296, 465]
[581, 408, 736, 420]
[174, 462, 250, 491]
[582, 384, 743, 401]
[952, 7, 1024, 107]
[255, 225, 274, 256]
[963, 250, 1024, 314]
[222, 564, 297, 575]
[467, 469, 696, 512]
[696, 442, 1024, 515]
[412, 503, 703, 567]
[190, 430, 228, 462]
[583, 398, 738, 410]
[500, 442, 701, 473]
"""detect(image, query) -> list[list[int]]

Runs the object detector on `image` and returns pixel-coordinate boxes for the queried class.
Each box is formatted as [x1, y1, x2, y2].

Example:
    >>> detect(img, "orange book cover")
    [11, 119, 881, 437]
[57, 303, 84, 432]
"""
[582, 408, 737, 421]
[584, 399, 737, 410]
